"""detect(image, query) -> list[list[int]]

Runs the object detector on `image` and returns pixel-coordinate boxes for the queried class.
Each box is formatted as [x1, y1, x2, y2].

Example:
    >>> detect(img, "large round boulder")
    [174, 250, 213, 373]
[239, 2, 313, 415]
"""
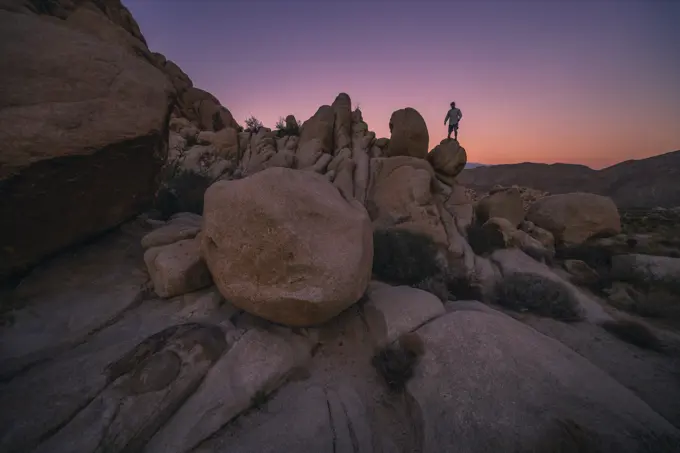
[526, 193, 621, 246]
[386, 108, 429, 159]
[201, 167, 373, 326]
[427, 139, 467, 178]
[475, 187, 525, 226]
[0, 9, 173, 278]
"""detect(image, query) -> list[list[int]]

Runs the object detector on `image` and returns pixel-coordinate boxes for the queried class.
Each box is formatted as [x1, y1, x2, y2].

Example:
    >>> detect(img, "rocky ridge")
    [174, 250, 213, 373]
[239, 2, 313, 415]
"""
[458, 150, 680, 208]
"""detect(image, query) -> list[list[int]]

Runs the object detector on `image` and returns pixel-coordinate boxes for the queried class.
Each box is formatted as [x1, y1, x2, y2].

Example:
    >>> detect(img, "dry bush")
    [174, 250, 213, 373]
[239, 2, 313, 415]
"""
[372, 229, 449, 300]
[244, 116, 263, 133]
[466, 223, 500, 255]
[154, 170, 212, 219]
[371, 333, 425, 392]
[274, 116, 300, 137]
[494, 273, 583, 322]
[601, 319, 664, 352]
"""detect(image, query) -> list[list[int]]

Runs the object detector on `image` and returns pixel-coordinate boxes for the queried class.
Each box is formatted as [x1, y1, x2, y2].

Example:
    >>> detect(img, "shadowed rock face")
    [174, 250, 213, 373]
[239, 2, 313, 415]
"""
[1, 131, 170, 277]
[0, 8, 174, 278]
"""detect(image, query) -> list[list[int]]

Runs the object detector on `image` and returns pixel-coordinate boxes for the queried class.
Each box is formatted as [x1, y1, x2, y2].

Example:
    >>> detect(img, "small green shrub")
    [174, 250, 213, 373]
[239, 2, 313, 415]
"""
[494, 272, 583, 321]
[601, 319, 664, 352]
[372, 229, 449, 300]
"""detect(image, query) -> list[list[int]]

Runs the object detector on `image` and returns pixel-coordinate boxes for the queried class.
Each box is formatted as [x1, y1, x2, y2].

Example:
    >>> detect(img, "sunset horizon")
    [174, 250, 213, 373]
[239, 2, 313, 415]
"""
[124, 0, 680, 169]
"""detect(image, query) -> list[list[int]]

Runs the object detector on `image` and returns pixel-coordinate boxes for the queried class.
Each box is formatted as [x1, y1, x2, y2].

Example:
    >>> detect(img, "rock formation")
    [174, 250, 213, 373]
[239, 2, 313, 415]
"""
[201, 167, 373, 326]
[427, 138, 467, 185]
[2, 3, 680, 452]
[475, 187, 525, 226]
[0, 2, 174, 278]
[527, 192, 622, 246]
[385, 107, 429, 159]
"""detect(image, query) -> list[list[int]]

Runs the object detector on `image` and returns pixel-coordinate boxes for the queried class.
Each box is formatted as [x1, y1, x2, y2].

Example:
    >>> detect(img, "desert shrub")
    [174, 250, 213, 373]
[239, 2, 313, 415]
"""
[161, 140, 189, 183]
[466, 223, 501, 255]
[274, 116, 300, 137]
[371, 333, 424, 392]
[494, 272, 583, 321]
[244, 116, 264, 133]
[154, 170, 212, 219]
[249, 389, 270, 410]
[601, 319, 664, 352]
[448, 276, 484, 301]
[414, 275, 449, 302]
[372, 229, 449, 300]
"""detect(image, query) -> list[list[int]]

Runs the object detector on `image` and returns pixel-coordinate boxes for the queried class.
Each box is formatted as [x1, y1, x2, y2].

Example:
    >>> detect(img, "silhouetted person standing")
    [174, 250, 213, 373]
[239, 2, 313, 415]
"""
[444, 102, 462, 140]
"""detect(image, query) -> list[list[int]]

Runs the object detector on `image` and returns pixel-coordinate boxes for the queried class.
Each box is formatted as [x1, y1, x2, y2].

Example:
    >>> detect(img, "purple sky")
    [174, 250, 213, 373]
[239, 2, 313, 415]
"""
[125, 0, 680, 168]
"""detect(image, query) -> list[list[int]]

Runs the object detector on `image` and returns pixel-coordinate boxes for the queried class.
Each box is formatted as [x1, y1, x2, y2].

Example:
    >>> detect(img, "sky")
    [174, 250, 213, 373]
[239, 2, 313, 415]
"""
[125, 0, 680, 169]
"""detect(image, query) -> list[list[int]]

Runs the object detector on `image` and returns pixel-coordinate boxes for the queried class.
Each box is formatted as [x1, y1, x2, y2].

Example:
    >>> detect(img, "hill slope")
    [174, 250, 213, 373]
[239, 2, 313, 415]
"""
[458, 150, 680, 208]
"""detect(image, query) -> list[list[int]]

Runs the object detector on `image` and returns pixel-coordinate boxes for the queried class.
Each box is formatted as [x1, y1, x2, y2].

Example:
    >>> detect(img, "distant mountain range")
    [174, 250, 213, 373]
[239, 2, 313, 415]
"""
[464, 162, 486, 169]
[458, 150, 680, 208]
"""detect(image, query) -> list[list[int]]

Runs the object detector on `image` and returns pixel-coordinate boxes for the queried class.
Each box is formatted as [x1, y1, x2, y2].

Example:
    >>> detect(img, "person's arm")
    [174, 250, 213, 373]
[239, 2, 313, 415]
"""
[444, 111, 450, 125]
[457, 109, 463, 122]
